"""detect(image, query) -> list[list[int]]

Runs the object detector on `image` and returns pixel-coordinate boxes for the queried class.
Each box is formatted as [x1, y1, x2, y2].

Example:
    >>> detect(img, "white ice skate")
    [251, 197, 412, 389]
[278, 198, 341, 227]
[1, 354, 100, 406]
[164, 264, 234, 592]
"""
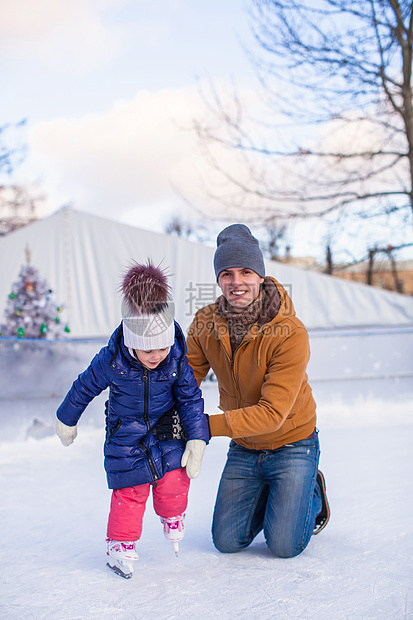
[106, 539, 138, 579]
[160, 514, 185, 556]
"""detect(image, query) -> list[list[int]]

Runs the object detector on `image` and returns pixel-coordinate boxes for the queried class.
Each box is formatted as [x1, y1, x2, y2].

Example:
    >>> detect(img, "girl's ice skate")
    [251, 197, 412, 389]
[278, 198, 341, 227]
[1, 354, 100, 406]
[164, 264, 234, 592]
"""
[160, 514, 185, 556]
[106, 539, 138, 579]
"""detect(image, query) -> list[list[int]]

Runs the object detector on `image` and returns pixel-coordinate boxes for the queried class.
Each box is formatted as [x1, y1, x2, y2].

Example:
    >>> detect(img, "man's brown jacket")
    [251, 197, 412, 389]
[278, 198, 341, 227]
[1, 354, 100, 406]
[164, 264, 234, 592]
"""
[186, 276, 317, 450]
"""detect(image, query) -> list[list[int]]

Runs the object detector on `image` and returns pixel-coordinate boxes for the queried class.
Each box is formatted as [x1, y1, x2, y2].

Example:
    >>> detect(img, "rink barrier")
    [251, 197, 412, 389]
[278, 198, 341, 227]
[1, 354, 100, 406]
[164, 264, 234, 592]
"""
[306, 325, 413, 384]
[307, 325, 413, 337]
[0, 324, 412, 398]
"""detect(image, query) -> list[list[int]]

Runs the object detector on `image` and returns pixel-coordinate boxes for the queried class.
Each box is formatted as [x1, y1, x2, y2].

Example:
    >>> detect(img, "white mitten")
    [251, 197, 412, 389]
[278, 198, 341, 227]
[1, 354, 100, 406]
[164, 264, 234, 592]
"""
[181, 439, 206, 479]
[56, 419, 78, 446]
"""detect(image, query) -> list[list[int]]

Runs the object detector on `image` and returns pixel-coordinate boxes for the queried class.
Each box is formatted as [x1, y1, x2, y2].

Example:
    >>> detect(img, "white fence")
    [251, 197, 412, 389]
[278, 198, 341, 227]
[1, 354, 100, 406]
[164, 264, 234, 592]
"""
[307, 326, 413, 407]
[0, 326, 412, 441]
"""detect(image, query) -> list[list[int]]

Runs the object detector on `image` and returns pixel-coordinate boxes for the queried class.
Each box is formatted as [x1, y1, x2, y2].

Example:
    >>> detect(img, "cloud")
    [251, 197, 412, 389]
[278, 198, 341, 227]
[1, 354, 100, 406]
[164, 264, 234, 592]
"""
[26, 85, 236, 227]
[0, 0, 125, 70]
[26, 82, 276, 231]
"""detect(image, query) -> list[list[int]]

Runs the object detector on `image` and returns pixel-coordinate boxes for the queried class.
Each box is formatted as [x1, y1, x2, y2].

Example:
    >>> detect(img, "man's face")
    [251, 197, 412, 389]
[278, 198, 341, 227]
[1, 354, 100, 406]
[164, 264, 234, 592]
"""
[218, 267, 264, 313]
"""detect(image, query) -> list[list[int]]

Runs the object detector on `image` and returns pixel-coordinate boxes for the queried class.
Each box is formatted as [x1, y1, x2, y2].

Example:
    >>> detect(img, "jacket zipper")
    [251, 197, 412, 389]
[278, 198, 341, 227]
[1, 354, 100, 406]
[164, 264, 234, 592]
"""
[142, 368, 151, 433]
[230, 356, 240, 407]
[108, 418, 122, 439]
[142, 367, 159, 483]
[230, 339, 251, 409]
[137, 440, 159, 482]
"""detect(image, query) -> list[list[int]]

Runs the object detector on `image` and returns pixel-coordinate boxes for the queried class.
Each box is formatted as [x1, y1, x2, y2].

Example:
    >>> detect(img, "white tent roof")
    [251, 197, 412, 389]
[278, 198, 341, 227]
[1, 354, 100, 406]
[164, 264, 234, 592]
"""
[1, 207, 413, 338]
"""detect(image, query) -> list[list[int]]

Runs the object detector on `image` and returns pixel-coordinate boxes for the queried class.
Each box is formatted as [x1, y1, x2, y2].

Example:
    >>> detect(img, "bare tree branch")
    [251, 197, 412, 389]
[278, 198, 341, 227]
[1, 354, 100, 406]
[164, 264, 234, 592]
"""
[0, 120, 43, 235]
[191, 0, 413, 236]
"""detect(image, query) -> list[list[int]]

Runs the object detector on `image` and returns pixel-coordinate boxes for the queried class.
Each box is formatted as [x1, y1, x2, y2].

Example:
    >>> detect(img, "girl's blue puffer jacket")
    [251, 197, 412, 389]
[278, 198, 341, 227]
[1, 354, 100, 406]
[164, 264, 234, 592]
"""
[56, 322, 209, 489]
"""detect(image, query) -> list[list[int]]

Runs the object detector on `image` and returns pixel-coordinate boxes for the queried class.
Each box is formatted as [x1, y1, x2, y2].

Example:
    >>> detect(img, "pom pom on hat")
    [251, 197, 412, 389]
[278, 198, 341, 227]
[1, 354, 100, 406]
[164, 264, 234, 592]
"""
[122, 260, 170, 314]
[121, 260, 175, 350]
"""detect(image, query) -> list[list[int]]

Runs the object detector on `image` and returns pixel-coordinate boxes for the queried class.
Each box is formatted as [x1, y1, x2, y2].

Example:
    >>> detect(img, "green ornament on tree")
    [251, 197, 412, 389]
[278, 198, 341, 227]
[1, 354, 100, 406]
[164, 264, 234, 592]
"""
[1, 259, 70, 339]
[64, 325, 71, 333]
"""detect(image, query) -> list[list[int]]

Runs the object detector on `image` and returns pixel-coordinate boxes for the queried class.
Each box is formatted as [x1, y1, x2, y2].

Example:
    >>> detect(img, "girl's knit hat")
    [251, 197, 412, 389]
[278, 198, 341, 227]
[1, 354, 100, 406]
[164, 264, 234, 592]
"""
[121, 260, 175, 350]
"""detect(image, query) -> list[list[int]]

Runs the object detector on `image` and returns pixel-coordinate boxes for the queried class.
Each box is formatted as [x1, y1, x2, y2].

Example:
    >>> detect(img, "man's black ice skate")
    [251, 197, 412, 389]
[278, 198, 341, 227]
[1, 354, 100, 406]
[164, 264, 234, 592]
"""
[313, 471, 330, 535]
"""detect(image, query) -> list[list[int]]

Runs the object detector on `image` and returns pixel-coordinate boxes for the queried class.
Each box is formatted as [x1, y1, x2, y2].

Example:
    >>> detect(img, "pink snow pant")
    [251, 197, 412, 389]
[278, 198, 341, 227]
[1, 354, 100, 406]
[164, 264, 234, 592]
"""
[106, 468, 190, 541]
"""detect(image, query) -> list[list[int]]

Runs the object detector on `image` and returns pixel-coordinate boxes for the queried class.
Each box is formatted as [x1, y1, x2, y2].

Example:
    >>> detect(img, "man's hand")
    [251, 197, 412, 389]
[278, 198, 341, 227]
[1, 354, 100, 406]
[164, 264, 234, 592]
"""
[152, 409, 186, 441]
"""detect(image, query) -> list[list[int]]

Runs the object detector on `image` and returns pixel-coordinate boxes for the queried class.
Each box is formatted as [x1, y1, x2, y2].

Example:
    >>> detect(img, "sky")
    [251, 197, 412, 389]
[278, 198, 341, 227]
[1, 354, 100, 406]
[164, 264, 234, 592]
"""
[0, 1, 257, 234]
[1, 0, 412, 263]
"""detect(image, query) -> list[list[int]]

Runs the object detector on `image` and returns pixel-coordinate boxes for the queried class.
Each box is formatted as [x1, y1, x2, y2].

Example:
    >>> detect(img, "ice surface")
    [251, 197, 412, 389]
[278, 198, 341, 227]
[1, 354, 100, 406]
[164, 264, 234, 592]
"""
[1, 380, 412, 619]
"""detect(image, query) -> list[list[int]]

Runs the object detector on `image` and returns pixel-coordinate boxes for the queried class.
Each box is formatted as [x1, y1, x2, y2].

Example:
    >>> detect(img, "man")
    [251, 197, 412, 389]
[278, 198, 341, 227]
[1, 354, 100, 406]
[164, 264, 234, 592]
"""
[185, 224, 329, 557]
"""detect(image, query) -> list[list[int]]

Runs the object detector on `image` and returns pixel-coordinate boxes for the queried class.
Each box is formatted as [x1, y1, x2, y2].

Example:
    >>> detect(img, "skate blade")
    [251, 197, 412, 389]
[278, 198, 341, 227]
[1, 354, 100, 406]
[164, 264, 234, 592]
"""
[173, 542, 179, 556]
[106, 560, 133, 579]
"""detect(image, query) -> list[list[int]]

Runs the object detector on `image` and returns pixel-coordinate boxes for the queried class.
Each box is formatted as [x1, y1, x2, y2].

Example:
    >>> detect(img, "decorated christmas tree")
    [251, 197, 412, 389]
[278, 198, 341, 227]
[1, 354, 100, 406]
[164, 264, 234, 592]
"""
[0, 246, 70, 339]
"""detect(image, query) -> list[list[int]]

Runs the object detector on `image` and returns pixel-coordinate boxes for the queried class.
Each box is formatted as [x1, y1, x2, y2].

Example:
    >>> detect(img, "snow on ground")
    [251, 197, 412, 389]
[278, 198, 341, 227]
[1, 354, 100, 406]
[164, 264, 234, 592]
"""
[1, 381, 413, 619]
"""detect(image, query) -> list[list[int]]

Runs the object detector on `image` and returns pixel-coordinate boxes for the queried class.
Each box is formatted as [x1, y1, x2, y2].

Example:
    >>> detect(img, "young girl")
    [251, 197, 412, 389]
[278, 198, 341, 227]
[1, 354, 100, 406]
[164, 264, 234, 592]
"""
[56, 261, 209, 579]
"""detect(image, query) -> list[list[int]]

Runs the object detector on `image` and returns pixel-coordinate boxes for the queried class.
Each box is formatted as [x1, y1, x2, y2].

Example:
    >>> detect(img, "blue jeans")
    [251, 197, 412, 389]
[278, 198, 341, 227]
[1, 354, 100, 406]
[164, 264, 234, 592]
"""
[212, 433, 322, 558]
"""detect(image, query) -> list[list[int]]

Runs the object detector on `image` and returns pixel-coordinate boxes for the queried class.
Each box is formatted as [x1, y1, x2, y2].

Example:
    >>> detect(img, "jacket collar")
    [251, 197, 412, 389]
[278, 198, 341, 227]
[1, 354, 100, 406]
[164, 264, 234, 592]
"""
[210, 276, 295, 351]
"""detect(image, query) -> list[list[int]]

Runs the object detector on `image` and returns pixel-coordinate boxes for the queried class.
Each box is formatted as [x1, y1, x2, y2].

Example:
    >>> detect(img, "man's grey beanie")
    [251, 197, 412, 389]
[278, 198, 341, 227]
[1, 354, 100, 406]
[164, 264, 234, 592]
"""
[214, 224, 266, 280]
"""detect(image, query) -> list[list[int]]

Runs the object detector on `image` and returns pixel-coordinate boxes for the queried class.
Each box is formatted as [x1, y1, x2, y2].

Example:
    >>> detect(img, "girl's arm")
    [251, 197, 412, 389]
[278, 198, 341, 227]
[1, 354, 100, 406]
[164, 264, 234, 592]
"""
[56, 349, 110, 428]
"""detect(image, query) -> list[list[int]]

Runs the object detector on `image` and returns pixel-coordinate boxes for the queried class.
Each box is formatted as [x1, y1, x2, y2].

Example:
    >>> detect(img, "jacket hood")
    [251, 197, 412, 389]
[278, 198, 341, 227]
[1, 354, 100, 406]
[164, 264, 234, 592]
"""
[261, 276, 296, 324]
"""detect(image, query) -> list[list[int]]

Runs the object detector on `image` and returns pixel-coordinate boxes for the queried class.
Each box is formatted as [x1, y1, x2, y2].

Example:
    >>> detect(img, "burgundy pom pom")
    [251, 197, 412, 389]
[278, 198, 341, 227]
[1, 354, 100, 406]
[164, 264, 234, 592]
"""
[121, 260, 170, 314]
